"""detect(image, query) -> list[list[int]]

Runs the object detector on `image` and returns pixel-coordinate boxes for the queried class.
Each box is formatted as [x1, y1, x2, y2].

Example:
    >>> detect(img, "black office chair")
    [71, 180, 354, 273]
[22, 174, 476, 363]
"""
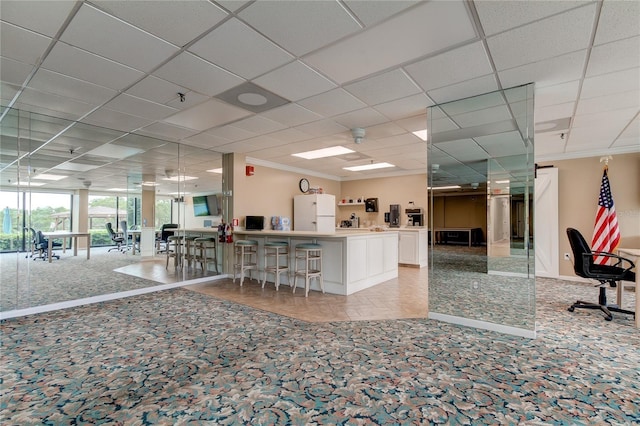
[34, 230, 61, 261]
[106, 222, 125, 252]
[25, 227, 37, 258]
[156, 223, 178, 253]
[566, 227, 635, 321]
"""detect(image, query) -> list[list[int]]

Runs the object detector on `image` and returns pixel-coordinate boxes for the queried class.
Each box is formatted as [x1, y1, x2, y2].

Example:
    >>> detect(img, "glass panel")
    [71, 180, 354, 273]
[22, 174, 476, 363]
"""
[427, 84, 535, 334]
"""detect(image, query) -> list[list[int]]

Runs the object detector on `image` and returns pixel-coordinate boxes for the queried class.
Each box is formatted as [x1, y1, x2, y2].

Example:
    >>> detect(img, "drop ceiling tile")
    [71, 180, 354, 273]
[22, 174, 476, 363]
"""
[497, 50, 586, 90]
[126, 75, 189, 105]
[253, 61, 336, 102]
[440, 91, 506, 117]
[487, 4, 596, 71]
[205, 125, 256, 142]
[0, 57, 34, 86]
[189, 18, 293, 80]
[475, 1, 587, 37]
[61, 3, 179, 72]
[263, 128, 310, 144]
[594, 0, 640, 45]
[0, 0, 77, 37]
[231, 115, 286, 134]
[11, 101, 80, 122]
[135, 122, 198, 141]
[333, 108, 389, 130]
[239, 1, 360, 57]
[0, 82, 20, 102]
[93, 0, 228, 47]
[154, 52, 244, 97]
[535, 81, 580, 108]
[535, 102, 575, 123]
[428, 74, 499, 105]
[216, 1, 251, 13]
[162, 98, 251, 131]
[295, 119, 349, 139]
[395, 115, 429, 133]
[104, 94, 177, 120]
[30, 69, 117, 105]
[1, 21, 52, 65]
[17, 87, 95, 117]
[564, 127, 620, 152]
[344, 0, 421, 27]
[571, 107, 638, 129]
[406, 42, 493, 92]
[580, 67, 640, 99]
[298, 89, 366, 117]
[476, 131, 528, 158]
[82, 108, 153, 132]
[430, 138, 487, 162]
[576, 90, 640, 116]
[304, 0, 476, 84]
[452, 104, 512, 128]
[261, 103, 323, 127]
[166, 91, 209, 110]
[586, 36, 640, 77]
[373, 93, 433, 121]
[41, 42, 144, 90]
[364, 122, 408, 139]
[344, 69, 422, 105]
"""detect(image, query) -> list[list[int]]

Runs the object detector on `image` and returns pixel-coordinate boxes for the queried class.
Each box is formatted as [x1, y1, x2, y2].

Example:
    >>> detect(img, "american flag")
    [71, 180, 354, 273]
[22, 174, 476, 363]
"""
[591, 167, 620, 264]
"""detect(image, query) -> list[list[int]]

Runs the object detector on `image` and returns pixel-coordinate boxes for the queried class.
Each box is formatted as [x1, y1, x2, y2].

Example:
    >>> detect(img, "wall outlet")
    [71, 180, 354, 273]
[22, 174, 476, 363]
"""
[564, 253, 571, 260]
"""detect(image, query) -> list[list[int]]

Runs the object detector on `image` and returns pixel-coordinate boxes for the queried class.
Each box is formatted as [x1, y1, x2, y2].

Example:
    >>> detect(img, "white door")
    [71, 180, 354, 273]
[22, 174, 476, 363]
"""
[535, 167, 559, 278]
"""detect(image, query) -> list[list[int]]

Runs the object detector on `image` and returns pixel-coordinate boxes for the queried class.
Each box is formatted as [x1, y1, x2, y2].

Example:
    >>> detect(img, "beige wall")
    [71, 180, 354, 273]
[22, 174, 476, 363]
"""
[339, 174, 428, 226]
[432, 194, 487, 240]
[538, 153, 640, 277]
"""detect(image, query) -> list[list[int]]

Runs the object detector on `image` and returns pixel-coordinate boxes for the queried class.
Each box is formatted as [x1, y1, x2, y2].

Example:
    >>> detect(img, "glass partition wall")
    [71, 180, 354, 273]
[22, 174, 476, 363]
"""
[0, 107, 223, 314]
[427, 84, 535, 338]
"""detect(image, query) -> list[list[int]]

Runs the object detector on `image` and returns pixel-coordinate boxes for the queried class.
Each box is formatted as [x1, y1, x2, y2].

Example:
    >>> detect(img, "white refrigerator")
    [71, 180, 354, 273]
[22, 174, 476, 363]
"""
[294, 194, 336, 232]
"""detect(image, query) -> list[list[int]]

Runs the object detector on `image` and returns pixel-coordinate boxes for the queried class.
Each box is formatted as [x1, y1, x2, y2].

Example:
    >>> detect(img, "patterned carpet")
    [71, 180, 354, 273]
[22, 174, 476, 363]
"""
[1, 277, 638, 424]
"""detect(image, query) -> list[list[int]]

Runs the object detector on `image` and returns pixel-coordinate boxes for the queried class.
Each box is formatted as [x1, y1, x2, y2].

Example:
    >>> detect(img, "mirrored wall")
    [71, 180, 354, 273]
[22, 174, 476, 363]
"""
[427, 84, 535, 337]
[0, 107, 224, 314]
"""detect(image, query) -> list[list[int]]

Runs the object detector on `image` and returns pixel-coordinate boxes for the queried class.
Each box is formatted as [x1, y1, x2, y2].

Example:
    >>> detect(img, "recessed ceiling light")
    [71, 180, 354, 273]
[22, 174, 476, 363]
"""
[33, 174, 68, 181]
[107, 188, 128, 192]
[427, 185, 461, 190]
[12, 181, 46, 186]
[169, 191, 191, 195]
[162, 176, 199, 182]
[237, 93, 268, 106]
[141, 181, 159, 186]
[495, 179, 510, 184]
[343, 162, 395, 172]
[207, 168, 223, 174]
[293, 146, 355, 160]
[412, 129, 428, 141]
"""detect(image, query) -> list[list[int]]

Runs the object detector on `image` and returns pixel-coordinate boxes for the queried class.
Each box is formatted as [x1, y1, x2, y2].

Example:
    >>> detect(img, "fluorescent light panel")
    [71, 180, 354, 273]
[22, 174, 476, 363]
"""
[12, 181, 46, 186]
[495, 179, 510, 184]
[162, 176, 198, 182]
[428, 185, 461, 190]
[343, 162, 394, 171]
[107, 188, 128, 192]
[207, 168, 223, 174]
[293, 146, 354, 160]
[412, 129, 428, 141]
[33, 174, 68, 181]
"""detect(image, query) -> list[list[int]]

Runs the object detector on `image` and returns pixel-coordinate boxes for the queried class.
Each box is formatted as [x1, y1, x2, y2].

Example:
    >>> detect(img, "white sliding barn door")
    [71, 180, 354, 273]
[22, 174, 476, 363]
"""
[535, 167, 559, 277]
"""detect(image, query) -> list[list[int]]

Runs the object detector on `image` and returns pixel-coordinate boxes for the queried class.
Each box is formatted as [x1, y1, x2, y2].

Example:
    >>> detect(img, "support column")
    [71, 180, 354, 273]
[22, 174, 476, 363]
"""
[73, 189, 89, 249]
[140, 187, 156, 257]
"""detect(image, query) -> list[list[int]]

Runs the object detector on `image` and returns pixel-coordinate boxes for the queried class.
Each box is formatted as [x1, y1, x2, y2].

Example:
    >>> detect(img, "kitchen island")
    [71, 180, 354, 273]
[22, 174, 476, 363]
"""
[234, 229, 399, 295]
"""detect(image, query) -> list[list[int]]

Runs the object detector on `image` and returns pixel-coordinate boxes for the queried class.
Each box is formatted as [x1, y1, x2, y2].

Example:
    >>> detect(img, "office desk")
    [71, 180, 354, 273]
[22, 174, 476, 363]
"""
[42, 231, 91, 263]
[616, 247, 639, 328]
[127, 229, 141, 255]
[433, 227, 482, 247]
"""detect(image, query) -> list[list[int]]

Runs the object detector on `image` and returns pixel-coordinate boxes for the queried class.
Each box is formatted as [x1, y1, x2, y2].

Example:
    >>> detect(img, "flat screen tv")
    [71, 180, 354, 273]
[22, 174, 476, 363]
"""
[192, 195, 210, 217]
[206, 194, 221, 216]
[245, 216, 264, 231]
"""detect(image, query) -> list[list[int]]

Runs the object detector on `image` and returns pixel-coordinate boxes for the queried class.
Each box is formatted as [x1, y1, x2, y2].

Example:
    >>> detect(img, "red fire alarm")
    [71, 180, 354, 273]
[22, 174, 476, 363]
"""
[246, 165, 255, 176]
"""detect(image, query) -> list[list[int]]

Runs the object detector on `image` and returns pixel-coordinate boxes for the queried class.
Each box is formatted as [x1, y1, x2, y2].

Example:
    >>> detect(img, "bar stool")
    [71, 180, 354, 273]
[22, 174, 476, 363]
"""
[233, 240, 258, 286]
[182, 235, 199, 270]
[262, 241, 289, 290]
[194, 237, 218, 274]
[165, 235, 183, 269]
[293, 243, 324, 297]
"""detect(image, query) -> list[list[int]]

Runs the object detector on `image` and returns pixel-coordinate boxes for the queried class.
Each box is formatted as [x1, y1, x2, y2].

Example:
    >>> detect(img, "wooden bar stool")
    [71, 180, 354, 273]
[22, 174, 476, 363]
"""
[233, 240, 258, 286]
[165, 235, 183, 269]
[293, 243, 324, 297]
[262, 241, 289, 291]
[194, 237, 218, 274]
[182, 235, 198, 270]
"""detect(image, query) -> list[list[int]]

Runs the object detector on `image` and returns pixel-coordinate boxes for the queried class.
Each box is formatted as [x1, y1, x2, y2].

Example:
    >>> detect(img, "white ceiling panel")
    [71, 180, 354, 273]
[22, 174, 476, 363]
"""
[189, 18, 293, 80]
[433, 139, 489, 162]
[181, 132, 229, 149]
[476, 131, 530, 158]
[253, 61, 336, 102]
[162, 98, 251, 132]
[487, 4, 596, 71]
[571, 107, 638, 129]
[580, 68, 640, 99]
[428, 74, 499, 105]
[0, 22, 52, 65]
[93, 0, 228, 48]
[295, 119, 349, 139]
[298, 89, 366, 117]
[344, 0, 421, 27]
[135, 122, 198, 141]
[29, 69, 117, 105]
[60, 3, 179, 72]
[565, 127, 624, 152]
[205, 124, 257, 142]
[333, 107, 389, 130]
[576, 90, 640, 116]
[126, 75, 192, 105]
[586, 36, 640, 77]
[373, 94, 433, 121]
[0, 0, 77, 38]
[263, 128, 310, 144]
[497, 50, 587, 90]
[535, 102, 575, 123]
[154, 52, 244, 97]
[406, 42, 493, 92]
[304, 0, 477, 84]
[344, 69, 422, 105]
[451, 105, 512, 129]
[17, 87, 95, 117]
[104, 94, 177, 121]
[440, 91, 506, 117]
[593, 0, 640, 45]
[230, 115, 286, 135]
[535, 81, 580, 108]
[41, 42, 144, 90]
[261, 104, 323, 127]
[239, 0, 360, 57]
[0, 57, 35, 86]
[81, 108, 153, 133]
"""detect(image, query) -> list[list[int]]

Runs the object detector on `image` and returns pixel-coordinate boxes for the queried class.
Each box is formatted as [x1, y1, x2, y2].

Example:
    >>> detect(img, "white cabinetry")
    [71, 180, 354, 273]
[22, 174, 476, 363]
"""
[398, 228, 428, 267]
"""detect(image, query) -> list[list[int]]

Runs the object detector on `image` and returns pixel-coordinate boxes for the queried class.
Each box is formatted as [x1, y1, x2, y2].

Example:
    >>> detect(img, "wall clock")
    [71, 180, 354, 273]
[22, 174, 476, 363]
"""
[299, 178, 310, 193]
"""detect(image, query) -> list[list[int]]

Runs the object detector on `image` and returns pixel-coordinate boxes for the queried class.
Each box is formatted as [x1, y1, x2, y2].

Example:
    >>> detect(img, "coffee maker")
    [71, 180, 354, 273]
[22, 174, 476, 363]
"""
[405, 208, 424, 226]
[389, 204, 401, 227]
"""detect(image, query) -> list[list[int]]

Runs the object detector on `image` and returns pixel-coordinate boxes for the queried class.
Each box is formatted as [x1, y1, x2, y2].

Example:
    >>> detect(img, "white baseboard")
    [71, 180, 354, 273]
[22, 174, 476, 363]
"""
[428, 312, 537, 339]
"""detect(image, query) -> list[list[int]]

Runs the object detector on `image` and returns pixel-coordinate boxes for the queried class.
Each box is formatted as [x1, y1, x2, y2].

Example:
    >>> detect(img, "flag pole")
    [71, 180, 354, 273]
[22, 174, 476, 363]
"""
[599, 155, 612, 171]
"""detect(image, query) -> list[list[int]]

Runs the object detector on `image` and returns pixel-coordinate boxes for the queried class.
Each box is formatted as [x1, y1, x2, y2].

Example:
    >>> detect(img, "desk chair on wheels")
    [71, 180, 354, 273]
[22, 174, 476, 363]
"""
[566, 227, 636, 321]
